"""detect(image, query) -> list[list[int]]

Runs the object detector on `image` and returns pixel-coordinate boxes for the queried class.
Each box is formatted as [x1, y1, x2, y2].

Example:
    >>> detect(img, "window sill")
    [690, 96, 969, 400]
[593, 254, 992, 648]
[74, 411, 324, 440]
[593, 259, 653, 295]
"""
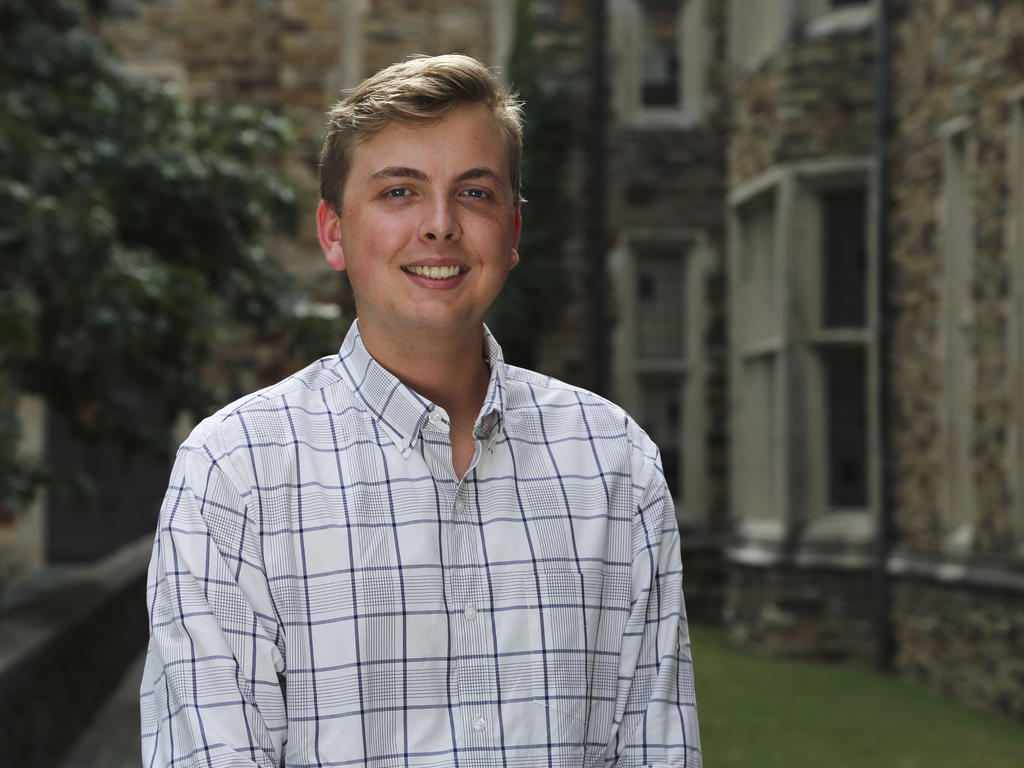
[620, 107, 704, 131]
[806, 5, 875, 40]
[888, 548, 1024, 594]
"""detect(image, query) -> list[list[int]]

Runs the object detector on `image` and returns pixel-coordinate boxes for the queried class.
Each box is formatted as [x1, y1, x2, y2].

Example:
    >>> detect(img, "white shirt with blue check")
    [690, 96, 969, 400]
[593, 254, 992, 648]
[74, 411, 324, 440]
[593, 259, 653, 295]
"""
[141, 320, 701, 767]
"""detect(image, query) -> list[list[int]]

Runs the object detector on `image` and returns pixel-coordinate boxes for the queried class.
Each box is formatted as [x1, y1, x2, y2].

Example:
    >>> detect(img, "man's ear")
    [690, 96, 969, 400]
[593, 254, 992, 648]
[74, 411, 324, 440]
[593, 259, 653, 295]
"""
[510, 202, 522, 269]
[316, 200, 346, 272]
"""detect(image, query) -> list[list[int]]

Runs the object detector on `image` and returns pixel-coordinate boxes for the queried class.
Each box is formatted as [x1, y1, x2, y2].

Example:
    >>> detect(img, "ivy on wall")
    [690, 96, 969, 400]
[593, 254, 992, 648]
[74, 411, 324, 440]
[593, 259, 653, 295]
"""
[485, 0, 572, 370]
[0, 0, 327, 515]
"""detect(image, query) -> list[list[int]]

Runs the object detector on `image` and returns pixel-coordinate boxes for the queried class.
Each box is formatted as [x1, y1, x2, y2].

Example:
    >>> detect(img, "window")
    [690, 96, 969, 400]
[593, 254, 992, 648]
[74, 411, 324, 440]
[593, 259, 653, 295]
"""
[639, 0, 682, 107]
[823, 346, 868, 508]
[815, 188, 871, 513]
[634, 244, 686, 498]
[821, 190, 868, 329]
[611, 0, 706, 124]
[939, 119, 975, 551]
[729, 161, 878, 547]
[611, 234, 709, 525]
[732, 190, 784, 527]
[636, 374, 684, 498]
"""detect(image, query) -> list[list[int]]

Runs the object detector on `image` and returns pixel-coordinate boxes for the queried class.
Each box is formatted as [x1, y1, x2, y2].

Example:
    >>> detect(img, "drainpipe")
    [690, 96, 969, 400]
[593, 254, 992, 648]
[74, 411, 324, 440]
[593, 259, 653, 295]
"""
[586, 0, 610, 396]
[873, 0, 895, 672]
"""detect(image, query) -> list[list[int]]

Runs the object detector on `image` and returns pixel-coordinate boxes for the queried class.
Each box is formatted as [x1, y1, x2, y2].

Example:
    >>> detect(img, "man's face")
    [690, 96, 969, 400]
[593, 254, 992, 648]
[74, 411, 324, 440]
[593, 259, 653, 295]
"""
[317, 103, 521, 348]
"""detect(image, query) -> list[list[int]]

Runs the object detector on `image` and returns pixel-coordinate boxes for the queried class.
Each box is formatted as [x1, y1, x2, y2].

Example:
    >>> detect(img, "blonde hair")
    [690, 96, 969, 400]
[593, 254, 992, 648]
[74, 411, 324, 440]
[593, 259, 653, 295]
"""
[319, 54, 524, 212]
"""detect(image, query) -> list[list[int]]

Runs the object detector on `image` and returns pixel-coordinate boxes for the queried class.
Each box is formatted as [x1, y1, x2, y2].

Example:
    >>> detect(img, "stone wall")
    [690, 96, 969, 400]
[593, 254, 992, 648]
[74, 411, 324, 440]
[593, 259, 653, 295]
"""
[729, 23, 876, 188]
[893, 578, 1024, 720]
[885, 0, 1024, 721]
[724, 562, 877, 662]
[0, 540, 150, 768]
[363, 0, 496, 76]
[680, 539, 728, 624]
[888, 0, 1024, 555]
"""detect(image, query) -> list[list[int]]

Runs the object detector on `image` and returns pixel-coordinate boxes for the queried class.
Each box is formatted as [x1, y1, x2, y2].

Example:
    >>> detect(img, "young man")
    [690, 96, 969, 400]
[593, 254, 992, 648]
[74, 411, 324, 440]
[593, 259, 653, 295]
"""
[141, 54, 701, 767]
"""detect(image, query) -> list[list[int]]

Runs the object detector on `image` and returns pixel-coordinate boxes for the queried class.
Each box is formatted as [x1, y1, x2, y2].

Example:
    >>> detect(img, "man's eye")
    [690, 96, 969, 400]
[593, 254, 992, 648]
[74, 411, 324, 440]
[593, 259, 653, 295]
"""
[384, 188, 411, 198]
[463, 188, 490, 199]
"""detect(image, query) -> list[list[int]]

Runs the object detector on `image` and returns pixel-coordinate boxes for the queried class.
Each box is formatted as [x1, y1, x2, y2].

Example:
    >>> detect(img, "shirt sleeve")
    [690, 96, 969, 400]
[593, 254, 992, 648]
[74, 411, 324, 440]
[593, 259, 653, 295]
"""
[141, 443, 287, 768]
[608, 450, 702, 768]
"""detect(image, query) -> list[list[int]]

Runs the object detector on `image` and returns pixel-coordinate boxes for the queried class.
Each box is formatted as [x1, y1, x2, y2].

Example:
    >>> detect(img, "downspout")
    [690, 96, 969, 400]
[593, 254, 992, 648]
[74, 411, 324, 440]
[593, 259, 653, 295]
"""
[873, 0, 895, 672]
[586, 0, 610, 396]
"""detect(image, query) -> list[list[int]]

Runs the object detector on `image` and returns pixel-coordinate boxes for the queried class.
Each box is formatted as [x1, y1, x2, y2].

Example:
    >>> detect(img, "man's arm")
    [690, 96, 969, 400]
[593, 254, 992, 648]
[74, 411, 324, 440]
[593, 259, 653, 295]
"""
[608, 456, 702, 768]
[141, 444, 286, 768]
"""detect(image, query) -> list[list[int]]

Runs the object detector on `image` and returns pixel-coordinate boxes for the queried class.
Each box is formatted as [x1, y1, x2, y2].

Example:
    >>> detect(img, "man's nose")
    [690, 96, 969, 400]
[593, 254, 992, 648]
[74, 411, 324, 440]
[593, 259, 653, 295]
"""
[419, 198, 462, 242]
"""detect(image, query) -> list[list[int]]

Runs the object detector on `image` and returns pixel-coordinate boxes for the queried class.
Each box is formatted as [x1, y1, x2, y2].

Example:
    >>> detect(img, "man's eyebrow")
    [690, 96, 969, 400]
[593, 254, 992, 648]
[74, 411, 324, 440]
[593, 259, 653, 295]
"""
[455, 167, 506, 184]
[370, 166, 428, 181]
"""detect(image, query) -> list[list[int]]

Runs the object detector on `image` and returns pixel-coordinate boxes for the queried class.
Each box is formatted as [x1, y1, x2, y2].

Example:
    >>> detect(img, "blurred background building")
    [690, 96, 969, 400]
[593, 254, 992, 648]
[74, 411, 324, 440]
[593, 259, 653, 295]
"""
[2, 1, 1023, 760]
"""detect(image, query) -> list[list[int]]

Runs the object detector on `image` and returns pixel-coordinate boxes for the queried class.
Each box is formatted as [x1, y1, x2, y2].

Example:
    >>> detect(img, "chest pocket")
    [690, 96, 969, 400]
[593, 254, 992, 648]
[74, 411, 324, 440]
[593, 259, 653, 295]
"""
[523, 568, 591, 755]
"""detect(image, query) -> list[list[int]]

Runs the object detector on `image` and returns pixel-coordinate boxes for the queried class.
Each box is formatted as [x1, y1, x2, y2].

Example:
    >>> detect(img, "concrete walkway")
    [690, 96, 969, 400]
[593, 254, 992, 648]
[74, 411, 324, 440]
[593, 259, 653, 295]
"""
[59, 651, 146, 768]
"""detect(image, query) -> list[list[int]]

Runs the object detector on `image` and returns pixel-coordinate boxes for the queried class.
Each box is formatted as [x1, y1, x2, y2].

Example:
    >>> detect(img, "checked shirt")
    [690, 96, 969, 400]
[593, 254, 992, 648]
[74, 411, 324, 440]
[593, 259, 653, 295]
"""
[141, 320, 701, 767]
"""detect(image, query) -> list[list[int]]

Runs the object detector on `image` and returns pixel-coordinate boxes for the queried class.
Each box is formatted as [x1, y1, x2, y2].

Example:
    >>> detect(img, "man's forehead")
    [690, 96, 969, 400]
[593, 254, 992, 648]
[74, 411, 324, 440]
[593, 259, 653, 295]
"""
[352, 107, 506, 158]
[366, 165, 508, 184]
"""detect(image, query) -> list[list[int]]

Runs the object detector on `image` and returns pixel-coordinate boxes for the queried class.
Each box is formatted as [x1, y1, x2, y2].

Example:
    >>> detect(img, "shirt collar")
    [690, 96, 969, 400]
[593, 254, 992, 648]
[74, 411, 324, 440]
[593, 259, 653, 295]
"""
[336, 319, 507, 456]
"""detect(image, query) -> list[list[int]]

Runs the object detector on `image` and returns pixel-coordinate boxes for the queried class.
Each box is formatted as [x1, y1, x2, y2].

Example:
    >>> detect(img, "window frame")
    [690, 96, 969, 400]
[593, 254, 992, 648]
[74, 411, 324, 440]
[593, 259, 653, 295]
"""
[729, 172, 789, 542]
[791, 164, 878, 532]
[938, 116, 977, 554]
[611, 0, 707, 128]
[610, 229, 711, 528]
[728, 159, 879, 552]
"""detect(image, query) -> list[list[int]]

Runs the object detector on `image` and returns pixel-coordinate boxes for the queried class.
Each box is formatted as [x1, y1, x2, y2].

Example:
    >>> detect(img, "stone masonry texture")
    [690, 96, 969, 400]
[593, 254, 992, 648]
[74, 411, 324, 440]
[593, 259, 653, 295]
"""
[888, 0, 1024, 555]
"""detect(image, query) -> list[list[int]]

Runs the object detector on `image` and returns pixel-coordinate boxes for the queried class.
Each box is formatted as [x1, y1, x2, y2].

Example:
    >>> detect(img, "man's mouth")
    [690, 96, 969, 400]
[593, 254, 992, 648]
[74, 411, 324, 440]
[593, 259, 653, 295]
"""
[402, 265, 466, 279]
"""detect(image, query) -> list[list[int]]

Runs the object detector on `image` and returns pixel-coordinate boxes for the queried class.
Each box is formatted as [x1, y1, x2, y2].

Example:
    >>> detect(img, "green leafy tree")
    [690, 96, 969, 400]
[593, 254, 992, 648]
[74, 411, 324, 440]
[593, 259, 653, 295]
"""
[0, 0, 323, 514]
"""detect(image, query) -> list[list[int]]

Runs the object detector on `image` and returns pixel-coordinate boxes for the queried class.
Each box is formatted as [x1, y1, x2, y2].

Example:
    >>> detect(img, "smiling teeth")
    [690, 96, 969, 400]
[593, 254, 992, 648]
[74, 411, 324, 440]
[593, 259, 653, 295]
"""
[405, 265, 463, 279]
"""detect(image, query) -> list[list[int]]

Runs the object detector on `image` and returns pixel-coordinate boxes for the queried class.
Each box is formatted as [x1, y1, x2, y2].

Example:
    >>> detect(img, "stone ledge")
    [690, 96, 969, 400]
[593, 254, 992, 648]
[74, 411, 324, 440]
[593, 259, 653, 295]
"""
[888, 549, 1024, 595]
[0, 536, 152, 768]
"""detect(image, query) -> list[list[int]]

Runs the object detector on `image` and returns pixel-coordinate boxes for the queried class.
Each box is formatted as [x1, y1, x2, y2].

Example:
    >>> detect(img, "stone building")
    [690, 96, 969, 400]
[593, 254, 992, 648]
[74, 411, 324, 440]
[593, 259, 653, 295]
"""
[4, 0, 1021, 723]
[720, 0, 1024, 720]
[605, 0, 731, 621]
[885, 0, 1024, 719]
[721, 0, 881, 664]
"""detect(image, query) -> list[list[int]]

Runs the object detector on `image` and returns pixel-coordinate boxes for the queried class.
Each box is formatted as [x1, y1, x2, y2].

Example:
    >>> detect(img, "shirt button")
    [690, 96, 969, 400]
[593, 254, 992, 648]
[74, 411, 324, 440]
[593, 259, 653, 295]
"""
[464, 603, 477, 621]
[454, 498, 465, 514]
[428, 409, 443, 426]
[471, 714, 486, 732]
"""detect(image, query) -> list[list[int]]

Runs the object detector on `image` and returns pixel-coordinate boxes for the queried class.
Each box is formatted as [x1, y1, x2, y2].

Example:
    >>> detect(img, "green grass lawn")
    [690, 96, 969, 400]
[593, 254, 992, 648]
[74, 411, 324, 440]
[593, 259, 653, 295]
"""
[690, 625, 1024, 768]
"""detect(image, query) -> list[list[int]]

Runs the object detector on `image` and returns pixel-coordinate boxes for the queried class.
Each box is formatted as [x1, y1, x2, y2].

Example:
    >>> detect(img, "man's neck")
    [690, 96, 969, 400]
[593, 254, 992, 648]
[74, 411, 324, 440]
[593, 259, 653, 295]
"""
[358, 320, 491, 432]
